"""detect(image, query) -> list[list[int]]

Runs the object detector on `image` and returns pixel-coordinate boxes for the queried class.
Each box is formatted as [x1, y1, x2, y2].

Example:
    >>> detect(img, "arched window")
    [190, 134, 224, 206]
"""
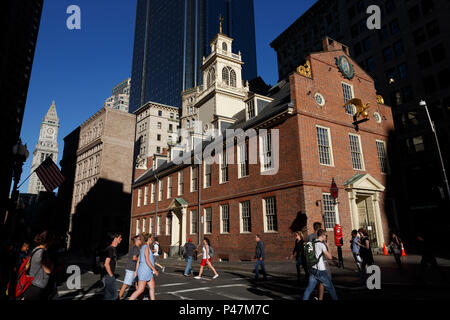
[210, 68, 215, 84]
[207, 71, 211, 87]
[222, 42, 228, 52]
[230, 69, 236, 87]
[222, 67, 229, 85]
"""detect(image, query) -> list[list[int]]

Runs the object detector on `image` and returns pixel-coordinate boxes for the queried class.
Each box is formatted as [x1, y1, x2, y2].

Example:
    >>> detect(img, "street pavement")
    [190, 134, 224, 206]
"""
[55, 253, 450, 300]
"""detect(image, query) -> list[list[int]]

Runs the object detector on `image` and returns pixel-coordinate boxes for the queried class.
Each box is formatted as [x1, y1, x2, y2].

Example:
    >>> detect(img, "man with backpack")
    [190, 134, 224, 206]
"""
[151, 237, 165, 272]
[303, 229, 338, 300]
[183, 238, 197, 277]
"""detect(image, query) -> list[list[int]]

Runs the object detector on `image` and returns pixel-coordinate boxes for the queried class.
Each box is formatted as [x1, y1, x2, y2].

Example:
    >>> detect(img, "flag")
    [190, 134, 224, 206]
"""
[35, 157, 65, 191]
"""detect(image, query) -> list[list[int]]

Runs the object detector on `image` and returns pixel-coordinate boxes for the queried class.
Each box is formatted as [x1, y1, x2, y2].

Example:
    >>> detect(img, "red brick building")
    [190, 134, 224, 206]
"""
[130, 37, 394, 261]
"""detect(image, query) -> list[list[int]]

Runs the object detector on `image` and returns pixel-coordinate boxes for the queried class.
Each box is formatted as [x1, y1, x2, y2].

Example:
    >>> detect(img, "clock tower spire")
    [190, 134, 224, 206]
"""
[27, 101, 60, 194]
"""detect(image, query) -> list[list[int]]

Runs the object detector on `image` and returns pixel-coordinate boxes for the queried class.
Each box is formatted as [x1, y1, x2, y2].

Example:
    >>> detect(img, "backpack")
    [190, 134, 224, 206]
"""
[157, 243, 163, 256]
[303, 240, 323, 269]
[13, 248, 42, 298]
[208, 246, 214, 258]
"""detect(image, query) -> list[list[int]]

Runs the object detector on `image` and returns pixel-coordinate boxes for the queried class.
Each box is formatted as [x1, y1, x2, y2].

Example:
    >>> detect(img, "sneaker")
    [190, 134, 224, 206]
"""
[194, 276, 201, 280]
[184, 274, 189, 277]
[212, 275, 219, 280]
[162, 267, 165, 272]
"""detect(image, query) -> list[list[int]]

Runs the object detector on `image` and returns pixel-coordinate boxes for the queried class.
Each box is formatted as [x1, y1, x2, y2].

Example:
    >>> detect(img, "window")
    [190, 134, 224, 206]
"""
[398, 63, 408, 80]
[342, 83, 354, 114]
[383, 47, 393, 62]
[220, 150, 228, 183]
[137, 189, 142, 207]
[222, 42, 228, 51]
[393, 40, 404, 57]
[191, 166, 198, 192]
[220, 205, 229, 233]
[248, 100, 255, 119]
[362, 37, 371, 51]
[413, 27, 427, 45]
[238, 143, 249, 178]
[230, 69, 237, 87]
[157, 134, 161, 141]
[142, 218, 146, 233]
[322, 194, 338, 229]
[365, 57, 375, 72]
[136, 219, 140, 235]
[178, 171, 184, 195]
[376, 141, 388, 173]
[316, 126, 334, 166]
[158, 110, 162, 117]
[222, 67, 229, 85]
[151, 183, 155, 203]
[158, 180, 163, 201]
[169, 124, 173, 132]
[408, 5, 421, 22]
[264, 197, 278, 232]
[204, 164, 211, 188]
[389, 19, 400, 35]
[260, 131, 273, 171]
[157, 122, 162, 129]
[349, 134, 364, 170]
[167, 176, 172, 199]
[144, 186, 148, 205]
[190, 210, 197, 234]
[156, 147, 161, 154]
[379, 25, 389, 41]
[157, 216, 161, 235]
[149, 217, 154, 234]
[240, 201, 251, 233]
[426, 20, 439, 39]
[204, 208, 212, 234]
[166, 215, 172, 235]
[170, 113, 174, 119]
[407, 136, 425, 153]
[431, 43, 446, 63]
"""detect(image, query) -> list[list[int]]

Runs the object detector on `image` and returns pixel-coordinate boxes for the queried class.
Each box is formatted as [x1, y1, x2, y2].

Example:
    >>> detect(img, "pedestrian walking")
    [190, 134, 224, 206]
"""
[129, 233, 159, 300]
[103, 232, 122, 300]
[253, 234, 267, 281]
[22, 231, 55, 300]
[183, 238, 196, 277]
[151, 237, 165, 272]
[417, 230, 447, 283]
[357, 228, 373, 279]
[290, 231, 307, 282]
[118, 235, 142, 300]
[350, 229, 362, 272]
[302, 229, 338, 300]
[306, 222, 325, 300]
[194, 238, 219, 280]
[389, 231, 403, 270]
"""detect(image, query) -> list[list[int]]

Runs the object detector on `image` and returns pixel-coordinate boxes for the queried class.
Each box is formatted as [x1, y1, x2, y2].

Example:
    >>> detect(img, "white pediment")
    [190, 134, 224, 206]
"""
[344, 173, 385, 192]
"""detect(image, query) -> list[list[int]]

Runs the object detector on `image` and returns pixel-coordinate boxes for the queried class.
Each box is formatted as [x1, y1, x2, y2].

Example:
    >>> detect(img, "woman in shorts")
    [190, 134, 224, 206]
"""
[194, 238, 219, 280]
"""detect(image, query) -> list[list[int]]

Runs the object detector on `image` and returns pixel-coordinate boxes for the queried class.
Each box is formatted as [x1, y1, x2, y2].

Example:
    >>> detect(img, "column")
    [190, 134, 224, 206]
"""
[372, 192, 384, 248]
[347, 190, 359, 230]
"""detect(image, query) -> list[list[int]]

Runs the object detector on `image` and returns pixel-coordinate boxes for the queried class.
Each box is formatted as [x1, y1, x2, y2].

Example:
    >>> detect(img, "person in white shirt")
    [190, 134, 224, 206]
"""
[194, 238, 219, 280]
[151, 238, 165, 272]
[303, 229, 338, 300]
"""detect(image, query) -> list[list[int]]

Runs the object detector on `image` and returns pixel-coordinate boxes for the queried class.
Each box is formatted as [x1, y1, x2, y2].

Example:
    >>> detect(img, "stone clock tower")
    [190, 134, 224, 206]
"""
[27, 101, 60, 194]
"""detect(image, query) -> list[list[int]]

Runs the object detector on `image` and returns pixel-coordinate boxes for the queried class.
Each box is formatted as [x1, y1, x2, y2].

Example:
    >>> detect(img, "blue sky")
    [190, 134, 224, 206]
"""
[19, 0, 317, 192]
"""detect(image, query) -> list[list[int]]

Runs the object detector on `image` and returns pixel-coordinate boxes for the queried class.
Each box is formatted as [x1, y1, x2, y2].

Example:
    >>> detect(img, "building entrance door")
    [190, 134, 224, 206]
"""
[356, 195, 378, 249]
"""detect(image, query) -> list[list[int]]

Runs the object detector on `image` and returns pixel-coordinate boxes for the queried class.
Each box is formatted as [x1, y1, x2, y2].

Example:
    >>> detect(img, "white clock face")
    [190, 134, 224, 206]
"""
[47, 128, 54, 135]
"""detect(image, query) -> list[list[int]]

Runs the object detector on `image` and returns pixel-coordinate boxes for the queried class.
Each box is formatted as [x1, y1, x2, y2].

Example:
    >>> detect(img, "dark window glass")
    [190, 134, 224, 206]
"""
[413, 28, 427, 45]
[385, 0, 396, 12]
[348, 5, 356, 19]
[359, 19, 366, 32]
[408, 5, 421, 22]
[426, 20, 440, 39]
[389, 19, 400, 35]
[354, 42, 362, 56]
[362, 37, 371, 51]
[351, 24, 359, 38]
[383, 47, 393, 62]
[421, 0, 434, 15]
[379, 25, 390, 41]
[393, 40, 404, 56]
[398, 63, 408, 79]
[366, 57, 375, 72]
[437, 70, 450, 89]
[417, 51, 432, 69]
[356, 0, 365, 13]
[431, 43, 446, 63]
[402, 86, 413, 102]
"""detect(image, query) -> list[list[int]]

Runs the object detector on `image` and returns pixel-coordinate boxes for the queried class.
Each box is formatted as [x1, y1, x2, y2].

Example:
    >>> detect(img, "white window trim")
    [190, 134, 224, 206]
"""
[259, 132, 274, 173]
[341, 81, 355, 116]
[190, 210, 197, 235]
[219, 152, 228, 184]
[349, 133, 366, 171]
[220, 204, 230, 234]
[316, 125, 335, 167]
[142, 218, 146, 233]
[157, 215, 161, 235]
[239, 201, 251, 234]
[158, 180, 163, 201]
[166, 215, 172, 236]
[137, 189, 142, 207]
[203, 163, 212, 188]
[204, 208, 212, 235]
[178, 171, 184, 196]
[376, 139, 390, 174]
[237, 143, 249, 179]
[167, 176, 172, 199]
[136, 219, 140, 235]
[190, 166, 198, 192]
[151, 183, 155, 203]
[144, 186, 148, 205]
[262, 197, 279, 233]
[322, 193, 340, 231]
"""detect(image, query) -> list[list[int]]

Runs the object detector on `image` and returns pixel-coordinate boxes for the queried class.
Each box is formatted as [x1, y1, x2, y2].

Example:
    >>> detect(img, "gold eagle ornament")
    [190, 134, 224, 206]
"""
[344, 98, 370, 119]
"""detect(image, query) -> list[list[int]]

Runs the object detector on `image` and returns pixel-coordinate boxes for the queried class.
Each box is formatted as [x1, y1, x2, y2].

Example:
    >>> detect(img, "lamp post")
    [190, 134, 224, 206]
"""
[6, 139, 29, 238]
[420, 100, 450, 201]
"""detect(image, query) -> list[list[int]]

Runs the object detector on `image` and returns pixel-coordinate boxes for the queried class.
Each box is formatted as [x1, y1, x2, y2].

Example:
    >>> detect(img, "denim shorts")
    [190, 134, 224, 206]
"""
[123, 269, 136, 286]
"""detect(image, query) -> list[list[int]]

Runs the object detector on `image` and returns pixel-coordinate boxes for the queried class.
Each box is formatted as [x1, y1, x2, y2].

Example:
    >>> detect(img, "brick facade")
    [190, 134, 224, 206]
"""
[130, 38, 394, 261]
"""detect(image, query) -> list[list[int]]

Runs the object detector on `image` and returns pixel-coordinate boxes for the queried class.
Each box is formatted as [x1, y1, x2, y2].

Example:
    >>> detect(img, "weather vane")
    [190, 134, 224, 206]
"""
[344, 98, 370, 131]
[219, 14, 224, 34]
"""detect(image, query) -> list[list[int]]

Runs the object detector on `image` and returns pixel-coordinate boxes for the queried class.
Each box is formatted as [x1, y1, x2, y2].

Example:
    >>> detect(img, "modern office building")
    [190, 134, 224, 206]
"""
[270, 0, 450, 247]
[129, 0, 257, 111]
[103, 78, 131, 112]
[0, 0, 44, 225]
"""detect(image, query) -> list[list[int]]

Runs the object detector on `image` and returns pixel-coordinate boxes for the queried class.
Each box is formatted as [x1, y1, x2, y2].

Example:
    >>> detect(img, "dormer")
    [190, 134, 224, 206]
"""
[244, 93, 274, 121]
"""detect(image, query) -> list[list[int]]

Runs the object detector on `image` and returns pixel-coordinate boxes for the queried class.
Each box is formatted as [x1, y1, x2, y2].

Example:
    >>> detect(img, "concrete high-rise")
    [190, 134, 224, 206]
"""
[129, 0, 257, 112]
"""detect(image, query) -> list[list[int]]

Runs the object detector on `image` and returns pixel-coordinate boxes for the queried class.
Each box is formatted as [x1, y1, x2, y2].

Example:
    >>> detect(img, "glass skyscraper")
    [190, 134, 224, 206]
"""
[129, 0, 257, 112]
